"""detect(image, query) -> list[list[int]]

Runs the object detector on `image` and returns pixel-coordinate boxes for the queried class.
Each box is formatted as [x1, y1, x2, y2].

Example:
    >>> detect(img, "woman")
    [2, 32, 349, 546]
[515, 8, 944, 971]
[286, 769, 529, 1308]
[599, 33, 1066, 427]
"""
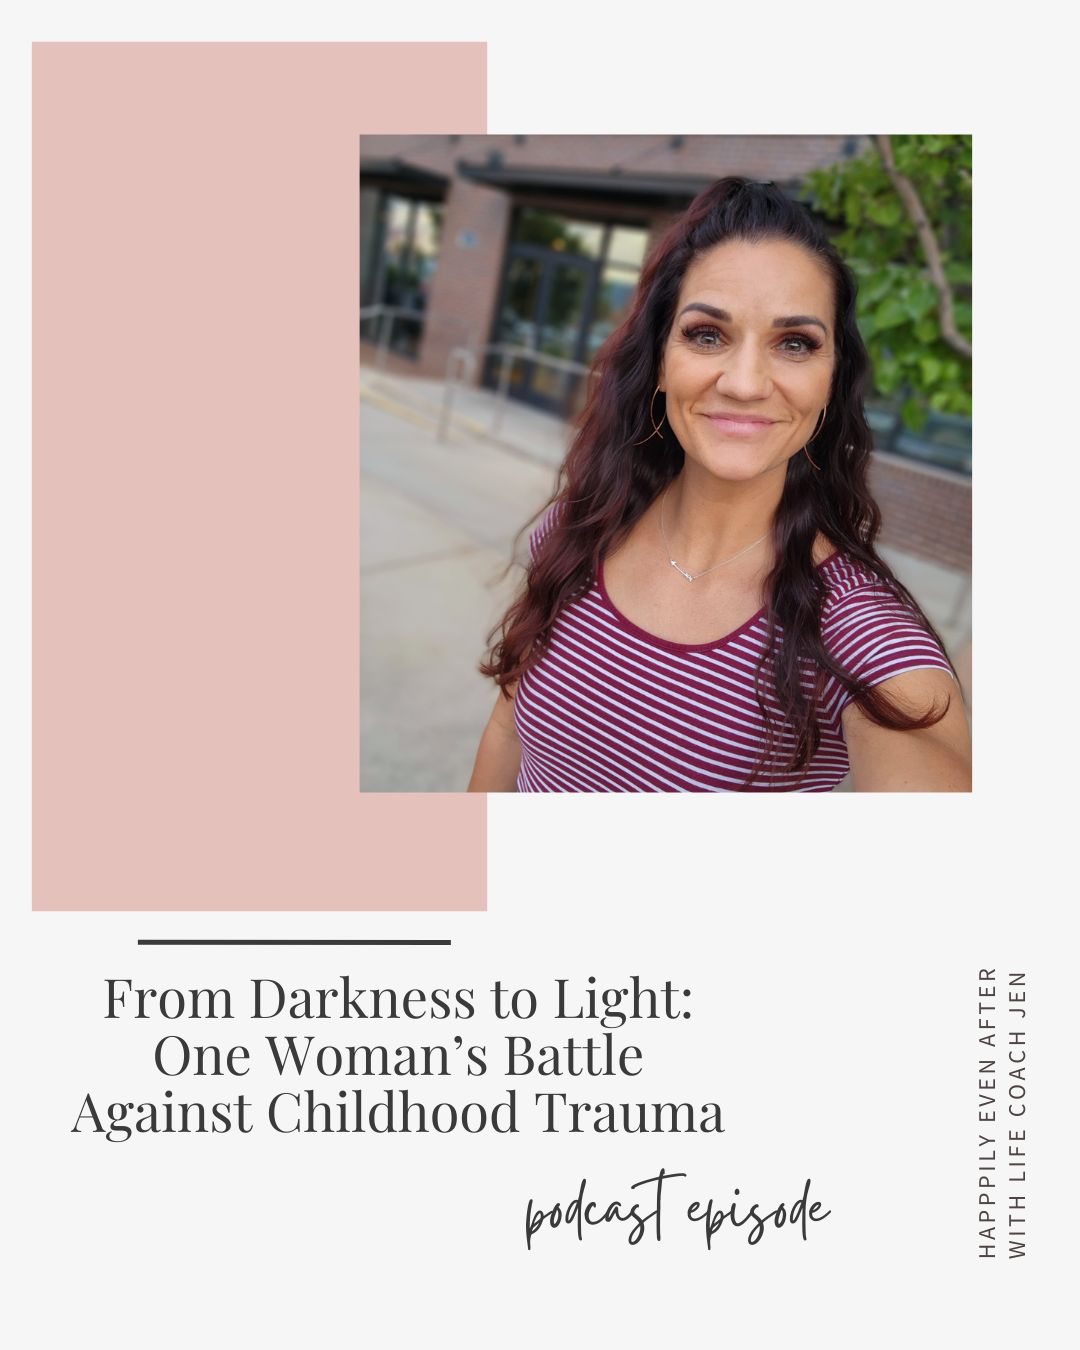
[468, 178, 971, 793]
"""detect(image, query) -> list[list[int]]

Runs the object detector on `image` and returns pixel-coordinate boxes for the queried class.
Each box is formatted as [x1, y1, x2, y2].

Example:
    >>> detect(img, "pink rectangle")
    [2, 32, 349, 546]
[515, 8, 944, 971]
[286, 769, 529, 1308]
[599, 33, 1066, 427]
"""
[33, 43, 487, 910]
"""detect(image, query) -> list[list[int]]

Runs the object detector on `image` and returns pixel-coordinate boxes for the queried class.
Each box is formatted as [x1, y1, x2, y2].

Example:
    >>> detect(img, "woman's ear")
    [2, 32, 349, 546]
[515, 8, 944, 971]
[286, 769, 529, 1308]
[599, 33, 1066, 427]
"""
[657, 360, 666, 394]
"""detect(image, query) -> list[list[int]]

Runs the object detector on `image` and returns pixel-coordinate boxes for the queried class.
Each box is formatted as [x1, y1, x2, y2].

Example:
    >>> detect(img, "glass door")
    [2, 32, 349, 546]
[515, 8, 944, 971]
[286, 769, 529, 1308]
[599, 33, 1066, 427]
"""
[491, 254, 544, 397]
[530, 259, 592, 407]
[490, 247, 596, 413]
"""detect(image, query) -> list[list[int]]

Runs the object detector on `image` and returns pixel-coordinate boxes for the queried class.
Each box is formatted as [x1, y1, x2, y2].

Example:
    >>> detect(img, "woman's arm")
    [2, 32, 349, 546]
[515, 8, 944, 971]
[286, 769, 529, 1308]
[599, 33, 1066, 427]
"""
[842, 668, 972, 792]
[467, 690, 522, 792]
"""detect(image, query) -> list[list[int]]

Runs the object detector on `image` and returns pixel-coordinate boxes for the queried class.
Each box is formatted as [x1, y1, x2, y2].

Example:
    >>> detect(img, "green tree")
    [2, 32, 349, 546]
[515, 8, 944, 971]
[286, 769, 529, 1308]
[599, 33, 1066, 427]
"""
[803, 134, 971, 429]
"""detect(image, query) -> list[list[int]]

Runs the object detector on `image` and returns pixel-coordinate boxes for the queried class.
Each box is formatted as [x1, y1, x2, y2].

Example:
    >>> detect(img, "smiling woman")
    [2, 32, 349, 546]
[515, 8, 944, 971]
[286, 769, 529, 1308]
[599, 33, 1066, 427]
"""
[468, 178, 971, 793]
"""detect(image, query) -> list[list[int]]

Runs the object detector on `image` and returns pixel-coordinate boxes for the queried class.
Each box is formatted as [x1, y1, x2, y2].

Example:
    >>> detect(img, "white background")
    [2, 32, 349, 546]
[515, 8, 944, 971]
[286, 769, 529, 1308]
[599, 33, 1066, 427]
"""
[4, 3, 1077, 1346]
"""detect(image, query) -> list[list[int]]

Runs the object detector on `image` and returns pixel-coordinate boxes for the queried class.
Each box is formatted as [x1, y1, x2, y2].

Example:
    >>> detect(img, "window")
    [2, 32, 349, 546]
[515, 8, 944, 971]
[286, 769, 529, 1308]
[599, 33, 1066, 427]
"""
[867, 401, 972, 476]
[360, 193, 444, 360]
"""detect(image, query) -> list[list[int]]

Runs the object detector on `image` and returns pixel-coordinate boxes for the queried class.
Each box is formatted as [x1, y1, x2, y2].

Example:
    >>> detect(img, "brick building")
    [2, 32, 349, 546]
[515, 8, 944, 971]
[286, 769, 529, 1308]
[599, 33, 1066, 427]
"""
[359, 135, 970, 573]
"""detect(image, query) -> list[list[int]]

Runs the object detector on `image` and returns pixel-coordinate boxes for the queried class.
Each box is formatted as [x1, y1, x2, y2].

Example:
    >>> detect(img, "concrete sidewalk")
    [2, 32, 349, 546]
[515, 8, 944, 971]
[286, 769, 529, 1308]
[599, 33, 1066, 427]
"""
[360, 365, 972, 791]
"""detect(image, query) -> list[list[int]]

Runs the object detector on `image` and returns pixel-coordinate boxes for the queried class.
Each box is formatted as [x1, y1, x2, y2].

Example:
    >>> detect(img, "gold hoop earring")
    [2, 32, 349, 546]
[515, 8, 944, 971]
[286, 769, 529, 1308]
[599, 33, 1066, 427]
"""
[633, 385, 666, 445]
[802, 403, 827, 471]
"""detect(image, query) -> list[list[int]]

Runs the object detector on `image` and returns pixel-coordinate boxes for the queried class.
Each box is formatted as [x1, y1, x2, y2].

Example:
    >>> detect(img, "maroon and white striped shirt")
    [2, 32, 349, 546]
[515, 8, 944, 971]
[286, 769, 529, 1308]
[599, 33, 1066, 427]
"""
[514, 521, 952, 793]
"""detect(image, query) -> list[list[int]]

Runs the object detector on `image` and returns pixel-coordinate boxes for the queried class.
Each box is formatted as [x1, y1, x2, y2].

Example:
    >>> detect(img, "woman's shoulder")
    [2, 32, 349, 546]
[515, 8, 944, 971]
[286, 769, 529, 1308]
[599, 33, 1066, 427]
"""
[817, 550, 896, 606]
[527, 498, 567, 561]
[817, 540, 937, 614]
[817, 548, 935, 641]
[816, 550, 951, 685]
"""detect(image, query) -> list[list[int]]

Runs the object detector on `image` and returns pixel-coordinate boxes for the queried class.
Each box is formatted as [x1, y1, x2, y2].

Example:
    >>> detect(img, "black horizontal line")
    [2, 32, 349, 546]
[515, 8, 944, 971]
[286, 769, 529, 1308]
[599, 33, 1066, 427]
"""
[137, 939, 451, 947]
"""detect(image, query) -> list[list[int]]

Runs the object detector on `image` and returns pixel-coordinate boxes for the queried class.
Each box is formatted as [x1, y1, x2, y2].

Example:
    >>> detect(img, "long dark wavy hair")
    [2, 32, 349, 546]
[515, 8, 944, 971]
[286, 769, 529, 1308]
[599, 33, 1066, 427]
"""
[481, 177, 953, 779]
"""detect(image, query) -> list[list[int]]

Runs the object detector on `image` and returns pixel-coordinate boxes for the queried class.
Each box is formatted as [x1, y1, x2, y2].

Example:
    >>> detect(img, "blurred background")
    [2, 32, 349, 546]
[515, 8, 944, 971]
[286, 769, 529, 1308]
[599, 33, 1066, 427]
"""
[359, 134, 972, 790]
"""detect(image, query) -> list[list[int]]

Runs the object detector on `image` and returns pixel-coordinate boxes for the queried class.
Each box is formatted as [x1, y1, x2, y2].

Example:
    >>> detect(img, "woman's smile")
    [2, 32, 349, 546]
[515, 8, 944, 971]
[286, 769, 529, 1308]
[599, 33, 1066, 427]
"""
[700, 411, 780, 436]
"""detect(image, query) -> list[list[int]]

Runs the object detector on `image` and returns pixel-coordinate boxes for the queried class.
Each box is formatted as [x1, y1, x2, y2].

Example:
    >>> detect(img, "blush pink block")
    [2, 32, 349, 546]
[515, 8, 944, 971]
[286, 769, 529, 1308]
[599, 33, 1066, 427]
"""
[33, 43, 487, 910]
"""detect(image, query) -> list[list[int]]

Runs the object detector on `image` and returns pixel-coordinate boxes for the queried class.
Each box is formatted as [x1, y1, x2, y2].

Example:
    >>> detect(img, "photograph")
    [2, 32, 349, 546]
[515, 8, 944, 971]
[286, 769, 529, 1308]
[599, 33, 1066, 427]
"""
[359, 134, 972, 792]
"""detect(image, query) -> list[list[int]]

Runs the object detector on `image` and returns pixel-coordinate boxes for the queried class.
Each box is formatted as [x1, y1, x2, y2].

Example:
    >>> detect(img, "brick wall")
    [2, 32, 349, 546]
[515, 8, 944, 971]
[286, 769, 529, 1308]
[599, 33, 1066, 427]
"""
[418, 178, 511, 379]
[869, 451, 971, 573]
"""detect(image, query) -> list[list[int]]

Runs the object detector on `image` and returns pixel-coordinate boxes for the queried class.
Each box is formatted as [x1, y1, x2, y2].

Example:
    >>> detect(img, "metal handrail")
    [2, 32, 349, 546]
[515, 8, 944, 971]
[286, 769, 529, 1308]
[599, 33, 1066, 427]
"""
[359, 304, 427, 369]
[439, 342, 591, 443]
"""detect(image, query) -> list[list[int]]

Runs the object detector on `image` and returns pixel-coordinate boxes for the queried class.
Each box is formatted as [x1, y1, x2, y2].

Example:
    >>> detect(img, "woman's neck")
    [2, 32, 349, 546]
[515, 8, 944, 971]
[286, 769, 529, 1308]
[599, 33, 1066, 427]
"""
[658, 464, 785, 574]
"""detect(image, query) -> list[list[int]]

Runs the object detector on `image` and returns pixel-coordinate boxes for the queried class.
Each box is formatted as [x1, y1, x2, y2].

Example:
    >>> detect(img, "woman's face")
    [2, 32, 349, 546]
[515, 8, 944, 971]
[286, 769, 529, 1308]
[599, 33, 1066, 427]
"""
[658, 238, 837, 487]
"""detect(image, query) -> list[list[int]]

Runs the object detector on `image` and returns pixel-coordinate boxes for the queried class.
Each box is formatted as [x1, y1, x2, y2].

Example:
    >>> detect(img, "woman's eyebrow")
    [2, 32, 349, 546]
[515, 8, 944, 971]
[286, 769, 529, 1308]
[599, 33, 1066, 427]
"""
[677, 302, 731, 321]
[677, 302, 829, 335]
[773, 314, 828, 333]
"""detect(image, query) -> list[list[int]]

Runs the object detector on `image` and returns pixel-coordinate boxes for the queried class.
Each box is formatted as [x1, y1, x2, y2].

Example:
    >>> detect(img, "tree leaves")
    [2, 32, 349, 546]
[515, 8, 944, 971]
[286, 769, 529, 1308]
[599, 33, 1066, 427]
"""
[875, 295, 908, 331]
[803, 136, 972, 427]
[867, 197, 903, 228]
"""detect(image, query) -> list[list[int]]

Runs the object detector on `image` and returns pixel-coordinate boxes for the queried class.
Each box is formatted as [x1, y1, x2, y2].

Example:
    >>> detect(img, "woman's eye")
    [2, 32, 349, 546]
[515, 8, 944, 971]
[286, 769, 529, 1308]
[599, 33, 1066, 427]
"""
[683, 325, 724, 348]
[778, 334, 820, 355]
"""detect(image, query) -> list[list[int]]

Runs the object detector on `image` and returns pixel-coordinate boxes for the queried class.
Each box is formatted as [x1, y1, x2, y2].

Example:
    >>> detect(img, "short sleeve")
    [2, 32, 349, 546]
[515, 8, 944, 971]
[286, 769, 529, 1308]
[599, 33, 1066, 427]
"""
[528, 501, 564, 562]
[820, 581, 954, 717]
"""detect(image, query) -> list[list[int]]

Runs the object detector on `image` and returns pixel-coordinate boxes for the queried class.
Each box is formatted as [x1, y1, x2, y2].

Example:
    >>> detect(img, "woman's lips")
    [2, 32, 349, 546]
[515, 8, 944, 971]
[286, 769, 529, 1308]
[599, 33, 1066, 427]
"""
[703, 413, 777, 437]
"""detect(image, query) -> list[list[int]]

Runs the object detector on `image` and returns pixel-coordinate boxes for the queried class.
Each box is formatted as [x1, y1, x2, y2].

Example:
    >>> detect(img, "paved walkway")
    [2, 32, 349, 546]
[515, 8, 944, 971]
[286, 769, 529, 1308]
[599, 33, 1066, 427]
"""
[360, 365, 972, 791]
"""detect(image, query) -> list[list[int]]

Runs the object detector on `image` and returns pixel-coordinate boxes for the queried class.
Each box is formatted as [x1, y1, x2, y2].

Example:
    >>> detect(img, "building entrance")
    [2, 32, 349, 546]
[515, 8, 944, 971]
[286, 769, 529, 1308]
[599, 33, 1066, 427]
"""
[489, 245, 596, 412]
[487, 208, 649, 417]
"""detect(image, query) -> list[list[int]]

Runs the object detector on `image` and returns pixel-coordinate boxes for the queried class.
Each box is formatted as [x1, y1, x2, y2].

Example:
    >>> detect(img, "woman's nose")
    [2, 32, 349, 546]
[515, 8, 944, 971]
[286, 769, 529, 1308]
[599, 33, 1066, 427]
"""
[715, 341, 772, 400]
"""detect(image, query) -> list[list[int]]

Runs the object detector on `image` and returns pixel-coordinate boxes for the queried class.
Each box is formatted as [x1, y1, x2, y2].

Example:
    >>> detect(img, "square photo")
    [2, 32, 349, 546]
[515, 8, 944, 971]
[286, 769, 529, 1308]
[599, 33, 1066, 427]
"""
[359, 134, 972, 793]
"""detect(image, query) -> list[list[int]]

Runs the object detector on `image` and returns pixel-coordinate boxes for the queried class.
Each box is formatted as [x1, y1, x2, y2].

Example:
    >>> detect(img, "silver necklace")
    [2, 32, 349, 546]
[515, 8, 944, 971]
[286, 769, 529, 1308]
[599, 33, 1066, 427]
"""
[658, 486, 769, 582]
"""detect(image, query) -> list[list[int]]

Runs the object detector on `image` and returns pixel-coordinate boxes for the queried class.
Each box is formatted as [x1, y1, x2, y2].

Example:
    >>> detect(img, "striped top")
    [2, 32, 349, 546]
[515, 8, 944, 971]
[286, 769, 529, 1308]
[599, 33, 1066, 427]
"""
[514, 520, 952, 793]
